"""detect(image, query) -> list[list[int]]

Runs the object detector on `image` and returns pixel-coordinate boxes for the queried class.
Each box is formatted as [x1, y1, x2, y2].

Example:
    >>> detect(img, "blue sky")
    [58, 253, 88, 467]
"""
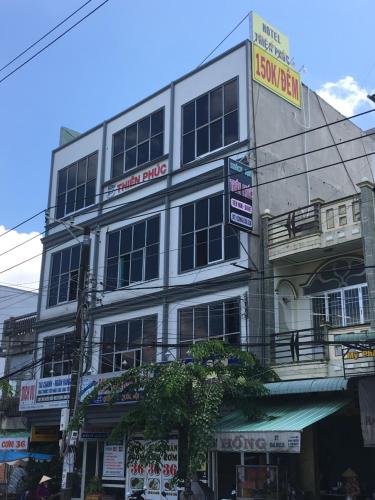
[0, 0, 374, 287]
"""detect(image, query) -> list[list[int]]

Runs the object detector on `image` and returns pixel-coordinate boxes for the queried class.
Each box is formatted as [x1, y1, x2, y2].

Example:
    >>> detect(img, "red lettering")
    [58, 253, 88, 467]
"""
[292, 78, 299, 100]
[280, 69, 286, 92]
[255, 53, 261, 76]
[270, 63, 276, 85]
[286, 71, 291, 96]
[260, 56, 266, 78]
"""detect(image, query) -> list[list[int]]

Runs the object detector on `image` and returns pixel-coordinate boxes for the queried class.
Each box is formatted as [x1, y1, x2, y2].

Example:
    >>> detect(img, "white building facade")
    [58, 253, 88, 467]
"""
[20, 40, 375, 498]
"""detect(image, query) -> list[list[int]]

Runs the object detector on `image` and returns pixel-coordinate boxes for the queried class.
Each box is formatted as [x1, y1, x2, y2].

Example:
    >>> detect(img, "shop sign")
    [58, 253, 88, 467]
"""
[127, 439, 178, 500]
[216, 431, 301, 453]
[252, 44, 301, 109]
[80, 427, 112, 441]
[225, 158, 253, 232]
[105, 161, 168, 200]
[19, 375, 71, 411]
[31, 426, 59, 443]
[80, 372, 141, 405]
[103, 440, 125, 478]
[250, 12, 290, 64]
[359, 377, 375, 447]
[0, 435, 28, 451]
[19, 380, 37, 411]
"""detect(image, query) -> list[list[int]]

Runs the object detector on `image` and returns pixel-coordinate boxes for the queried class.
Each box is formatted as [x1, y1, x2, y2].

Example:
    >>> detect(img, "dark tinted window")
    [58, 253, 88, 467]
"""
[112, 109, 165, 177]
[182, 79, 238, 164]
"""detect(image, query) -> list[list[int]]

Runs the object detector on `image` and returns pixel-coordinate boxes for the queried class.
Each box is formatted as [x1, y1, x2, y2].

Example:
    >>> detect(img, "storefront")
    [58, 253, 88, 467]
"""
[79, 424, 178, 500]
[211, 398, 350, 499]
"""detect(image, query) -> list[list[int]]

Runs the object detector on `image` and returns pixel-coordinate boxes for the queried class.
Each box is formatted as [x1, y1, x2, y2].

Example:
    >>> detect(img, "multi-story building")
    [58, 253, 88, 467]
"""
[0, 287, 37, 464]
[16, 37, 375, 499]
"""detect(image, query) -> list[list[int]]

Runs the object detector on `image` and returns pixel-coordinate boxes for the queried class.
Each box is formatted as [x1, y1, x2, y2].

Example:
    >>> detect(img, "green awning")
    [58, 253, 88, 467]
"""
[264, 377, 348, 395]
[335, 331, 375, 343]
[217, 399, 349, 433]
[215, 399, 349, 454]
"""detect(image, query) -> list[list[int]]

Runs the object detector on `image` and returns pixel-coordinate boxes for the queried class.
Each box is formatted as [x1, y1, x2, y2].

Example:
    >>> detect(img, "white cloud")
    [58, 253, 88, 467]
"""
[317, 76, 370, 117]
[0, 226, 42, 291]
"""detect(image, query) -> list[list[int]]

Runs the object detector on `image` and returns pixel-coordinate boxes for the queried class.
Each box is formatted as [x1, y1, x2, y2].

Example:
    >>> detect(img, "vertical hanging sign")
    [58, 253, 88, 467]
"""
[225, 158, 253, 232]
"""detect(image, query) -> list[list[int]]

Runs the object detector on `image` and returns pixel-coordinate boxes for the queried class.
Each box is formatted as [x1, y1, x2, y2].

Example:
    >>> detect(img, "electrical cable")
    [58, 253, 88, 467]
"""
[0, 107, 372, 245]
[0, 0, 110, 86]
[0, 0, 94, 74]
[198, 12, 250, 67]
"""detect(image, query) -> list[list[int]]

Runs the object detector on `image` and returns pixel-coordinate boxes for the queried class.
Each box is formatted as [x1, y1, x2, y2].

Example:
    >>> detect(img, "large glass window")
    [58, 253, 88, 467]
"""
[42, 333, 74, 377]
[101, 316, 157, 373]
[112, 109, 164, 177]
[182, 79, 238, 164]
[312, 284, 369, 329]
[105, 217, 160, 291]
[178, 298, 241, 358]
[56, 152, 97, 218]
[48, 245, 82, 307]
[180, 194, 239, 272]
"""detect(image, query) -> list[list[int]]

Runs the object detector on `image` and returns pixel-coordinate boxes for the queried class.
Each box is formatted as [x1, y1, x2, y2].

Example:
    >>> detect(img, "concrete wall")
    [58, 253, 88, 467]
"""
[253, 80, 375, 215]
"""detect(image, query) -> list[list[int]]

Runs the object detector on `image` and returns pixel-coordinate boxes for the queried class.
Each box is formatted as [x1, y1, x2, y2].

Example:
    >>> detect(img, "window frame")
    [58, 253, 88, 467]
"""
[55, 151, 98, 219]
[111, 108, 165, 178]
[181, 78, 239, 165]
[104, 216, 160, 291]
[311, 283, 369, 328]
[100, 315, 157, 373]
[178, 193, 240, 273]
[178, 297, 242, 358]
[42, 332, 74, 378]
[47, 244, 82, 307]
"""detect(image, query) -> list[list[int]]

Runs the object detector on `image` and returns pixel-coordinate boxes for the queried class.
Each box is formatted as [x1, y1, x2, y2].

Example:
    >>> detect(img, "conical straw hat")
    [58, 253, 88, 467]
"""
[39, 475, 52, 484]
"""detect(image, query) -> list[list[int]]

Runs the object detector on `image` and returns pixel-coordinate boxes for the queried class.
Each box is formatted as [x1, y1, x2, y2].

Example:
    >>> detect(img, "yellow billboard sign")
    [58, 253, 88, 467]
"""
[251, 12, 290, 65]
[252, 44, 301, 109]
[31, 426, 59, 442]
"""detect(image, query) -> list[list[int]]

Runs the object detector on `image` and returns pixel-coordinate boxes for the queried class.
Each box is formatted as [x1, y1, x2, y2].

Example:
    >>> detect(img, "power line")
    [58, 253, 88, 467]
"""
[198, 12, 250, 67]
[47, 108, 375, 215]
[0, 210, 45, 240]
[0, 0, 110, 85]
[0, 107, 372, 245]
[0, 0, 94, 73]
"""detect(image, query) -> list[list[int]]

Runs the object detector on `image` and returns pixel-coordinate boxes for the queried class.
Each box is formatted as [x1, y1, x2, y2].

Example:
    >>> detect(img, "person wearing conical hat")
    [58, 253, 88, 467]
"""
[36, 475, 52, 500]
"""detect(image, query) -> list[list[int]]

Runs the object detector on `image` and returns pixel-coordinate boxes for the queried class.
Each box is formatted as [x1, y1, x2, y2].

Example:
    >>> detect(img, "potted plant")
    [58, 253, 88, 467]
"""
[85, 476, 104, 500]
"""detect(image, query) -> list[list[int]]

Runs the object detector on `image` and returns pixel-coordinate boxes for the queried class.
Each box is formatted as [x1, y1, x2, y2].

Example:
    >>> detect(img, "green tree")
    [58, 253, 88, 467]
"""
[0, 379, 13, 398]
[76, 340, 276, 497]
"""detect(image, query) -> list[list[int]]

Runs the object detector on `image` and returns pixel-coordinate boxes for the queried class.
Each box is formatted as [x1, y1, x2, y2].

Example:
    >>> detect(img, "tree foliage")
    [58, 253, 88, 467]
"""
[75, 341, 277, 486]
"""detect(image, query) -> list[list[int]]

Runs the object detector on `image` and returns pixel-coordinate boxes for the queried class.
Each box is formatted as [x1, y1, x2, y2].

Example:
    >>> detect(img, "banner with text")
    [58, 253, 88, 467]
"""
[80, 372, 141, 405]
[105, 161, 168, 200]
[226, 158, 253, 232]
[103, 441, 126, 479]
[127, 439, 178, 500]
[252, 44, 301, 108]
[251, 12, 290, 64]
[0, 435, 28, 451]
[216, 431, 301, 453]
[19, 375, 71, 411]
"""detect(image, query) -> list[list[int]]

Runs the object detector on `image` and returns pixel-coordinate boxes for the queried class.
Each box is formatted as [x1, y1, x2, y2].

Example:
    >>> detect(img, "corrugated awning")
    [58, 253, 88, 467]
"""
[336, 331, 375, 343]
[264, 377, 348, 395]
[215, 399, 349, 453]
[218, 399, 348, 433]
[0, 451, 53, 464]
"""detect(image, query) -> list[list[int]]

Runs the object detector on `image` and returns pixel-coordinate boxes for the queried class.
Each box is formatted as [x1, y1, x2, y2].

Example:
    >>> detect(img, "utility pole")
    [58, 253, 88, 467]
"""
[61, 226, 91, 498]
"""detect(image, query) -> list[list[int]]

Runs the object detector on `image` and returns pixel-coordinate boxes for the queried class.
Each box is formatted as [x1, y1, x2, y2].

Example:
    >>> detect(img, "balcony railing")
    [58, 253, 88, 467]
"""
[268, 203, 321, 246]
[272, 329, 328, 365]
[3, 312, 37, 337]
